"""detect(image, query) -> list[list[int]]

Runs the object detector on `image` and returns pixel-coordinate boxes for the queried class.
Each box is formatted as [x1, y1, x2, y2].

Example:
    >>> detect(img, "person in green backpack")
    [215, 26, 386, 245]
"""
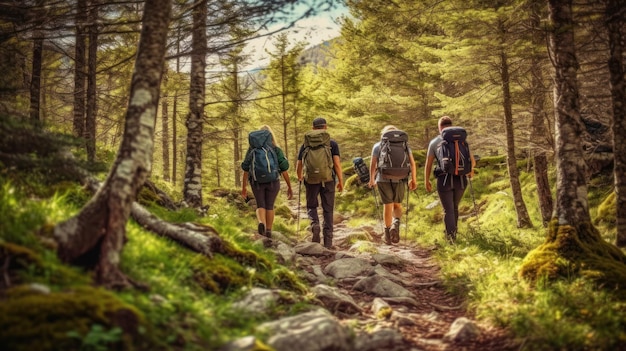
[296, 117, 344, 248]
[241, 125, 293, 238]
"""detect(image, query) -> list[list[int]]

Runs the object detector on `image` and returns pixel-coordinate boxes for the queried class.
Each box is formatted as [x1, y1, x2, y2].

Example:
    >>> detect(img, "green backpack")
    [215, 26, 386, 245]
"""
[302, 129, 333, 184]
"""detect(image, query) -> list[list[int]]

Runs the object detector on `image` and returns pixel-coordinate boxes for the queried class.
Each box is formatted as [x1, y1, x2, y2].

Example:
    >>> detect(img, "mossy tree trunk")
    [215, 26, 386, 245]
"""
[605, 0, 626, 248]
[53, 0, 173, 288]
[182, 0, 207, 208]
[520, 0, 626, 288]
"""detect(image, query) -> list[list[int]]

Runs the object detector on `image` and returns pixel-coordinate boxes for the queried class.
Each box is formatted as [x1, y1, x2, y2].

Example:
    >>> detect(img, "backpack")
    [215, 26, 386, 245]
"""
[302, 129, 333, 184]
[352, 157, 370, 184]
[436, 126, 472, 176]
[248, 130, 280, 183]
[377, 130, 411, 180]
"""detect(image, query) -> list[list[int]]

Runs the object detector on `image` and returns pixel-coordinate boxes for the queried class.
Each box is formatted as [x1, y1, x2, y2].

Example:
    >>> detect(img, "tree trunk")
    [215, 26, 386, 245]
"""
[529, 6, 554, 227]
[54, 0, 173, 288]
[606, 0, 626, 247]
[29, 5, 43, 122]
[172, 28, 181, 186]
[520, 0, 626, 288]
[85, 0, 98, 162]
[162, 67, 170, 182]
[232, 63, 242, 188]
[73, 0, 87, 138]
[499, 48, 533, 228]
[172, 92, 177, 185]
[183, 0, 207, 208]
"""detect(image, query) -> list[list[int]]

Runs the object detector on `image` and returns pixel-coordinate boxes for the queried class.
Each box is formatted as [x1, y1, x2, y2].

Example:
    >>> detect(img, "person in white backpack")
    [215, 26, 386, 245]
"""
[424, 116, 476, 243]
[368, 125, 417, 245]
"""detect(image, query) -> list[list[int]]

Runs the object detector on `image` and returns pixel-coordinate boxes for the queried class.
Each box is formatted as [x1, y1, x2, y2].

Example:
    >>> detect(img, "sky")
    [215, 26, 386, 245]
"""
[242, 2, 348, 71]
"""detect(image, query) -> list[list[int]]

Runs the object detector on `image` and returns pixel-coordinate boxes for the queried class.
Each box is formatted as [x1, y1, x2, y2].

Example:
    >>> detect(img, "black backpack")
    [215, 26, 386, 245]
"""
[436, 126, 472, 176]
[352, 157, 370, 184]
[377, 130, 411, 180]
[248, 130, 280, 183]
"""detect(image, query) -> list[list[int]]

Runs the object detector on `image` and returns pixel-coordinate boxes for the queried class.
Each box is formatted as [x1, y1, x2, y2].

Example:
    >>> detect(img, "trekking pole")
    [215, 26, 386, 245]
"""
[297, 181, 302, 236]
[404, 181, 410, 244]
[468, 177, 481, 232]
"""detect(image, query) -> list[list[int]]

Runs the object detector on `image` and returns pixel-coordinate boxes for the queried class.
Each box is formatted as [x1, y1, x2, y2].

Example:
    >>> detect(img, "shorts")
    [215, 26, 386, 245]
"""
[251, 180, 281, 210]
[377, 181, 406, 204]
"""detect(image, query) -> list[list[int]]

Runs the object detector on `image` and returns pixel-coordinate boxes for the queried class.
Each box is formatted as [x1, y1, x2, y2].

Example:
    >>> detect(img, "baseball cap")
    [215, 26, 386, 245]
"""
[312, 117, 327, 128]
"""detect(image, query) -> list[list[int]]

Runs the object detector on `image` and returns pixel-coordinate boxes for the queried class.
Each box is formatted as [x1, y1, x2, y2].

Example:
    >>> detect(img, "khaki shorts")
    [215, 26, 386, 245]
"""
[377, 181, 406, 204]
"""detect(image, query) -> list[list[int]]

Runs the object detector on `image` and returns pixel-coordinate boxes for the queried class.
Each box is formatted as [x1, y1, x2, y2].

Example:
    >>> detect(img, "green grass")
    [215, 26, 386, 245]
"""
[2, 152, 626, 350]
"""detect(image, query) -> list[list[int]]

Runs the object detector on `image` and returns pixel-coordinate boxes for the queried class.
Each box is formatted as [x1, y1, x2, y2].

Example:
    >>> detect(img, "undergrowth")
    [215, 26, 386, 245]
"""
[2, 146, 626, 350]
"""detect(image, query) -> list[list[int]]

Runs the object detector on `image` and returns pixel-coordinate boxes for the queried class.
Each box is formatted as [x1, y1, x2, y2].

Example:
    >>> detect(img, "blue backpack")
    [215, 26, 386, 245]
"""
[248, 130, 280, 183]
[436, 126, 472, 176]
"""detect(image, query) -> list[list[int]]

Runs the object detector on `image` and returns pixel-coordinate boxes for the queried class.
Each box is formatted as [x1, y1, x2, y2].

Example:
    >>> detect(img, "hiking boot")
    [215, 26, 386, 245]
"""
[258, 223, 265, 236]
[311, 223, 321, 243]
[445, 231, 456, 244]
[265, 230, 272, 239]
[323, 235, 332, 249]
[384, 227, 392, 245]
[391, 218, 400, 243]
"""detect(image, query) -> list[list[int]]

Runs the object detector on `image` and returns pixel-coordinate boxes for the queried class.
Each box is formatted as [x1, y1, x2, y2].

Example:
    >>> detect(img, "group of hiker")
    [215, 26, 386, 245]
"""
[240, 115, 476, 248]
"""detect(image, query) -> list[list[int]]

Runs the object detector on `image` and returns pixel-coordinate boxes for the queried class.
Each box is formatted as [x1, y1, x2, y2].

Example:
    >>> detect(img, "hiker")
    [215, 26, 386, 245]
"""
[368, 125, 417, 245]
[241, 125, 293, 239]
[296, 117, 344, 248]
[424, 116, 476, 242]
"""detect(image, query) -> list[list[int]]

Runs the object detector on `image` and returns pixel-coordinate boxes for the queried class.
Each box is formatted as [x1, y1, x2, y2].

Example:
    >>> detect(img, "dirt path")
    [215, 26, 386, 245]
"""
[286, 193, 520, 351]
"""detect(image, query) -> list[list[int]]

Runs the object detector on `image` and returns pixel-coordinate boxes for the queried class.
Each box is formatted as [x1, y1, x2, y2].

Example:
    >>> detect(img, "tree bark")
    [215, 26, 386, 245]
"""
[520, 0, 626, 288]
[529, 5, 554, 227]
[29, 14, 43, 122]
[605, 0, 626, 247]
[499, 48, 533, 228]
[162, 67, 170, 182]
[72, 0, 87, 138]
[183, 0, 207, 208]
[54, 0, 173, 288]
[85, 0, 98, 162]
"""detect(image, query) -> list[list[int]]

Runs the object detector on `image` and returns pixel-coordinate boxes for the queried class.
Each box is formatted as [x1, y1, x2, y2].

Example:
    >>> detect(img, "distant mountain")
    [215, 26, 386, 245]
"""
[297, 38, 338, 67]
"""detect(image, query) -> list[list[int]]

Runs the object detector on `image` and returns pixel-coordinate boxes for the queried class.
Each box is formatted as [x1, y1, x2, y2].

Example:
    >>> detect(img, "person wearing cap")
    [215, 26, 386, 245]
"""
[296, 117, 344, 248]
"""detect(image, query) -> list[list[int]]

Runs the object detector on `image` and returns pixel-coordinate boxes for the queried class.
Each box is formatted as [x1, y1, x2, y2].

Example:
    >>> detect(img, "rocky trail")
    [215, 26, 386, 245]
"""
[221, 192, 521, 351]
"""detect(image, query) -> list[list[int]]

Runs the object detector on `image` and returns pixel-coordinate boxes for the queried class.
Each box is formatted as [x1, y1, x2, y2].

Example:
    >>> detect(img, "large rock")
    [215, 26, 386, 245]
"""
[323, 257, 374, 279]
[257, 309, 352, 351]
[353, 275, 415, 298]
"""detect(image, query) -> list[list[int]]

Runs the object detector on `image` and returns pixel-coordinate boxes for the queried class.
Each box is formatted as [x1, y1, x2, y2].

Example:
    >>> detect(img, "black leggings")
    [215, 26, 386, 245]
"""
[437, 175, 467, 235]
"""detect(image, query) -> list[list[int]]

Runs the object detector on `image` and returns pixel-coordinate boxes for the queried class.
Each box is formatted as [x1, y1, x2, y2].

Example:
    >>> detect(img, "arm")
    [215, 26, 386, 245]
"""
[333, 155, 344, 192]
[296, 160, 303, 182]
[469, 152, 476, 179]
[241, 171, 249, 199]
[424, 154, 435, 192]
[282, 171, 293, 199]
[368, 155, 377, 188]
[409, 152, 418, 191]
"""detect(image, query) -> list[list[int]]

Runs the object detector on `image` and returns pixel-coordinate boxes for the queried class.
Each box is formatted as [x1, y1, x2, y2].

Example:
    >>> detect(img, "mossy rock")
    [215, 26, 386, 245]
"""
[520, 221, 626, 293]
[192, 254, 251, 294]
[0, 285, 145, 351]
[343, 231, 373, 245]
[274, 204, 293, 220]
